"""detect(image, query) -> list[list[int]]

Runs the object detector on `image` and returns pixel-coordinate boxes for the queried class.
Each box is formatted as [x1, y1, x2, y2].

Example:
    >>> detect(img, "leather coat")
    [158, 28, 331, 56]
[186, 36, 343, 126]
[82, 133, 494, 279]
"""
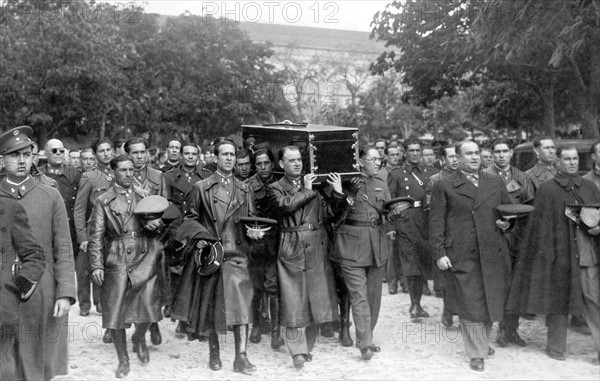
[267, 177, 347, 327]
[88, 185, 163, 328]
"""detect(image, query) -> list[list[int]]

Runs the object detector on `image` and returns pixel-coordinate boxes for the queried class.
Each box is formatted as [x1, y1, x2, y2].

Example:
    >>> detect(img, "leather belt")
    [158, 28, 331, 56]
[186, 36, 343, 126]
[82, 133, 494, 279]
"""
[109, 231, 139, 240]
[344, 219, 382, 228]
[280, 223, 323, 232]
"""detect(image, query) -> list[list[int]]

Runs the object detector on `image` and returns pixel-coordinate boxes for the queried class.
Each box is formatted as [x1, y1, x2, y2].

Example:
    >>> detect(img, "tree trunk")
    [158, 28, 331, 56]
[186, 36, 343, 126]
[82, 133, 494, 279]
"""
[540, 82, 555, 138]
[581, 34, 600, 138]
[99, 115, 106, 138]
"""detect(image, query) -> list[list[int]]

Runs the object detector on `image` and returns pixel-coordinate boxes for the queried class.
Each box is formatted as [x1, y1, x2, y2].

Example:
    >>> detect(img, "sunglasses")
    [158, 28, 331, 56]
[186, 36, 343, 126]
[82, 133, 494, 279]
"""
[52, 148, 66, 154]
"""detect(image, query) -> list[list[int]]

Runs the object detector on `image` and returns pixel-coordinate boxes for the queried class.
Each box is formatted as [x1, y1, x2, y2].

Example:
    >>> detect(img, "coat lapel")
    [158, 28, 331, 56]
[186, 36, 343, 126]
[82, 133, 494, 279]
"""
[224, 178, 247, 222]
[453, 172, 477, 201]
[474, 171, 499, 210]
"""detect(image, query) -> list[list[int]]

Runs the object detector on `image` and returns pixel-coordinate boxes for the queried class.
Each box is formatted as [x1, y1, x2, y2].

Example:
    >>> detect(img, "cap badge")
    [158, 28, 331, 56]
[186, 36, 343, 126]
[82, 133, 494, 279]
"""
[13, 130, 19, 136]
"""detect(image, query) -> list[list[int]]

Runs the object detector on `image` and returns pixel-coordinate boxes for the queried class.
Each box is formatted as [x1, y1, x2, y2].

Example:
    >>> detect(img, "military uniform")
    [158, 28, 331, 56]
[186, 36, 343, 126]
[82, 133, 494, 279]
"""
[388, 162, 437, 317]
[331, 174, 392, 353]
[158, 160, 180, 173]
[73, 164, 114, 244]
[583, 166, 600, 191]
[525, 161, 557, 194]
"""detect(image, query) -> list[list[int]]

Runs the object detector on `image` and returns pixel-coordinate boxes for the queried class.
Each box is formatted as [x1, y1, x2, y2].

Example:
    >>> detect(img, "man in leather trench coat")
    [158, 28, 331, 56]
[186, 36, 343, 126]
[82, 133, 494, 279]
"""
[171, 139, 259, 374]
[88, 155, 165, 378]
[267, 145, 347, 369]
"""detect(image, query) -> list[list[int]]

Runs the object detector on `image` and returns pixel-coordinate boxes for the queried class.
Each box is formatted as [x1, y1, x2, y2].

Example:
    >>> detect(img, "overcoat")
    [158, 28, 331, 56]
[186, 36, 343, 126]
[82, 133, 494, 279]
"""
[171, 174, 255, 334]
[133, 165, 168, 198]
[526, 161, 557, 194]
[0, 176, 76, 381]
[88, 185, 163, 328]
[583, 166, 600, 191]
[388, 163, 436, 278]
[429, 170, 512, 322]
[164, 165, 212, 211]
[506, 173, 600, 316]
[331, 174, 392, 268]
[0, 197, 45, 325]
[73, 165, 114, 243]
[267, 177, 346, 327]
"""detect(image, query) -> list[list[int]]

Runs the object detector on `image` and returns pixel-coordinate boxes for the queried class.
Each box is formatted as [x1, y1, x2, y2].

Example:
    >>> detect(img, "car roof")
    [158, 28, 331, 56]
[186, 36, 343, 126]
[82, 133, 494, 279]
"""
[514, 139, 596, 152]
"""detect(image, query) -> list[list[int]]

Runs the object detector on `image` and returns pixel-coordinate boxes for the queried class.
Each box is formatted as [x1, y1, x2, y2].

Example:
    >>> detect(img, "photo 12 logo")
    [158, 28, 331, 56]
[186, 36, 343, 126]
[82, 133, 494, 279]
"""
[200, 1, 339, 25]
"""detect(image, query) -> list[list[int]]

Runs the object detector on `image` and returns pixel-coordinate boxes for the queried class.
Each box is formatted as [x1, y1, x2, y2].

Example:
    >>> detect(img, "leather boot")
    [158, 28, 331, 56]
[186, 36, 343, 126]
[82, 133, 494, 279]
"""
[339, 293, 353, 347]
[233, 324, 257, 373]
[112, 329, 130, 378]
[103, 329, 113, 344]
[441, 289, 453, 328]
[249, 293, 262, 343]
[208, 331, 222, 371]
[400, 276, 409, 293]
[132, 323, 150, 364]
[269, 297, 284, 349]
[412, 277, 429, 318]
[149, 322, 162, 345]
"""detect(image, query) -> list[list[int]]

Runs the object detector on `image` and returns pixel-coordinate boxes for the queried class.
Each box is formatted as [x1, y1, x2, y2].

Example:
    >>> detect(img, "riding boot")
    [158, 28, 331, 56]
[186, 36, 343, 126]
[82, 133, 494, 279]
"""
[149, 322, 162, 345]
[412, 276, 429, 318]
[249, 293, 262, 343]
[269, 297, 284, 349]
[112, 329, 130, 378]
[339, 292, 353, 347]
[441, 289, 453, 328]
[131, 323, 150, 364]
[233, 324, 257, 373]
[208, 331, 222, 370]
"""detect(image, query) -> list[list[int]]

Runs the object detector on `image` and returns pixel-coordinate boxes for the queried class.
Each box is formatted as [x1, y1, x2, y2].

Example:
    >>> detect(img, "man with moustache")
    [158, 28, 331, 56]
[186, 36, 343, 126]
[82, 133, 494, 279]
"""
[172, 138, 259, 373]
[429, 140, 512, 372]
[74, 137, 115, 341]
[88, 155, 166, 378]
[425, 145, 459, 326]
[159, 139, 182, 173]
[268, 146, 347, 368]
[388, 138, 437, 317]
[245, 148, 284, 348]
[80, 148, 97, 172]
[331, 146, 395, 360]
[39, 139, 86, 313]
[526, 137, 558, 193]
[483, 138, 534, 347]
[125, 137, 169, 343]
[0, 126, 76, 380]
[507, 146, 600, 363]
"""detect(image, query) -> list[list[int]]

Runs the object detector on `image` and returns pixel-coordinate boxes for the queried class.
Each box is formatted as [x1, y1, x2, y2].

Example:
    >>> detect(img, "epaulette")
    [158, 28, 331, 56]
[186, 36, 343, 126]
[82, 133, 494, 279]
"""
[33, 173, 57, 188]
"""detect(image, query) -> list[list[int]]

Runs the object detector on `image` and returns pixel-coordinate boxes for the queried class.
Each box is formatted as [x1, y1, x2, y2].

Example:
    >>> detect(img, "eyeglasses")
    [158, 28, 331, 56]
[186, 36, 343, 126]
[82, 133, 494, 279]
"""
[51, 148, 66, 154]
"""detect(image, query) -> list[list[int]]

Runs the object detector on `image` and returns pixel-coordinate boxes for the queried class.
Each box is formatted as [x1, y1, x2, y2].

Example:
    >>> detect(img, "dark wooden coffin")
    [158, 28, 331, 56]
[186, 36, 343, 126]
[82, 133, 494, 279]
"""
[242, 122, 360, 180]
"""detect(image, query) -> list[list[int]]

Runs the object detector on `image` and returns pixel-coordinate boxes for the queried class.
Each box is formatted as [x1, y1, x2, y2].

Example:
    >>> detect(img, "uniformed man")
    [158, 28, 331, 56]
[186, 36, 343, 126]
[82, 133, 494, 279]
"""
[124, 137, 169, 344]
[331, 146, 395, 360]
[267, 146, 347, 368]
[164, 142, 211, 330]
[378, 146, 401, 184]
[159, 139, 182, 173]
[80, 147, 97, 172]
[0, 197, 45, 381]
[73, 137, 115, 342]
[246, 148, 284, 348]
[171, 138, 259, 374]
[480, 148, 494, 169]
[482, 138, 533, 347]
[525, 137, 557, 193]
[388, 138, 436, 318]
[374, 139, 387, 168]
[0, 126, 76, 380]
[583, 140, 600, 190]
[39, 139, 88, 314]
[88, 155, 166, 378]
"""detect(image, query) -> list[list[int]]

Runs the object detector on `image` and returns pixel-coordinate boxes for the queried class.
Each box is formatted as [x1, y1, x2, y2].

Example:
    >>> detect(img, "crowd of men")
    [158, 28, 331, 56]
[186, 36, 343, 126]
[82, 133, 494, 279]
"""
[0, 126, 599, 380]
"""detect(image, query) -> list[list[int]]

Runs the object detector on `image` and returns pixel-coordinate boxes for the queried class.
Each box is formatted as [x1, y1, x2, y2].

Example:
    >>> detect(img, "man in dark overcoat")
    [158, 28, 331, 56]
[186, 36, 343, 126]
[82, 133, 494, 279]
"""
[88, 155, 165, 378]
[429, 140, 512, 372]
[0, 197, 45, 380]
[507, 146, 600, 362]
[0, 126, 76, 380]
[171, 138, 259, 374]
[525, 137, 557, 193]
[388, 138, 437, 318]
[267, 145, 347, 368]
[331, 146, 395, 360]
[482, 138, 534, 347]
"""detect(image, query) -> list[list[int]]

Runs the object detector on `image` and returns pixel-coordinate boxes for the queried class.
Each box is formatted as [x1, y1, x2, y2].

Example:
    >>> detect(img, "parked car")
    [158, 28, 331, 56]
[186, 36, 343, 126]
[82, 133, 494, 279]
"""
[511, 139, 595, 175]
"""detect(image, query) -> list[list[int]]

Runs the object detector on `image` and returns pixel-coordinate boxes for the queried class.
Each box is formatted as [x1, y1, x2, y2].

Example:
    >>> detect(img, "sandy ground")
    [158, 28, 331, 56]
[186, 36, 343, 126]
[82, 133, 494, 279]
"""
[54, 284, 599, 380]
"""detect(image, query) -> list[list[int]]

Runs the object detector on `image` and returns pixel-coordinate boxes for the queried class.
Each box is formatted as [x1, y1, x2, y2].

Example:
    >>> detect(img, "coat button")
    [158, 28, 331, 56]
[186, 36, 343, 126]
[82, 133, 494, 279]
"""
[236, 240, 241, 244]
[1, 227, 6, 232]
[128, 269, 132, 273]
[124, 229, 128, 233]
[127, 249, 132, 254]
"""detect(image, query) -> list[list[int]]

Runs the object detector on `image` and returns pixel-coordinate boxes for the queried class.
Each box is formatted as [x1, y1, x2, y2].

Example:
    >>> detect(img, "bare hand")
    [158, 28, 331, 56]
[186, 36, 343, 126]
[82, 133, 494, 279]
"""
[386, 231, 396, 241]
[144, 218, 162, 231]
[79, 241, 88, 252]
[92, 269, 104, 287]
[53, 297, 71, 318]
[588, 226, 600, 236]
[303, 173, 316, 190]
[437, 256, 452, 271]
[247, 229, 266, 240]
[196, 240, 208, 251]
[349, 176, 362, 195]
[327, 172, 343, 193]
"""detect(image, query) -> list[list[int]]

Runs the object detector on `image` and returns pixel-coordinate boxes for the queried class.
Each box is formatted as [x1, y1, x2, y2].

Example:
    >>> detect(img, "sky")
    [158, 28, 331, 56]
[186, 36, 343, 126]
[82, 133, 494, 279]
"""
[127, 0, 391, 32]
